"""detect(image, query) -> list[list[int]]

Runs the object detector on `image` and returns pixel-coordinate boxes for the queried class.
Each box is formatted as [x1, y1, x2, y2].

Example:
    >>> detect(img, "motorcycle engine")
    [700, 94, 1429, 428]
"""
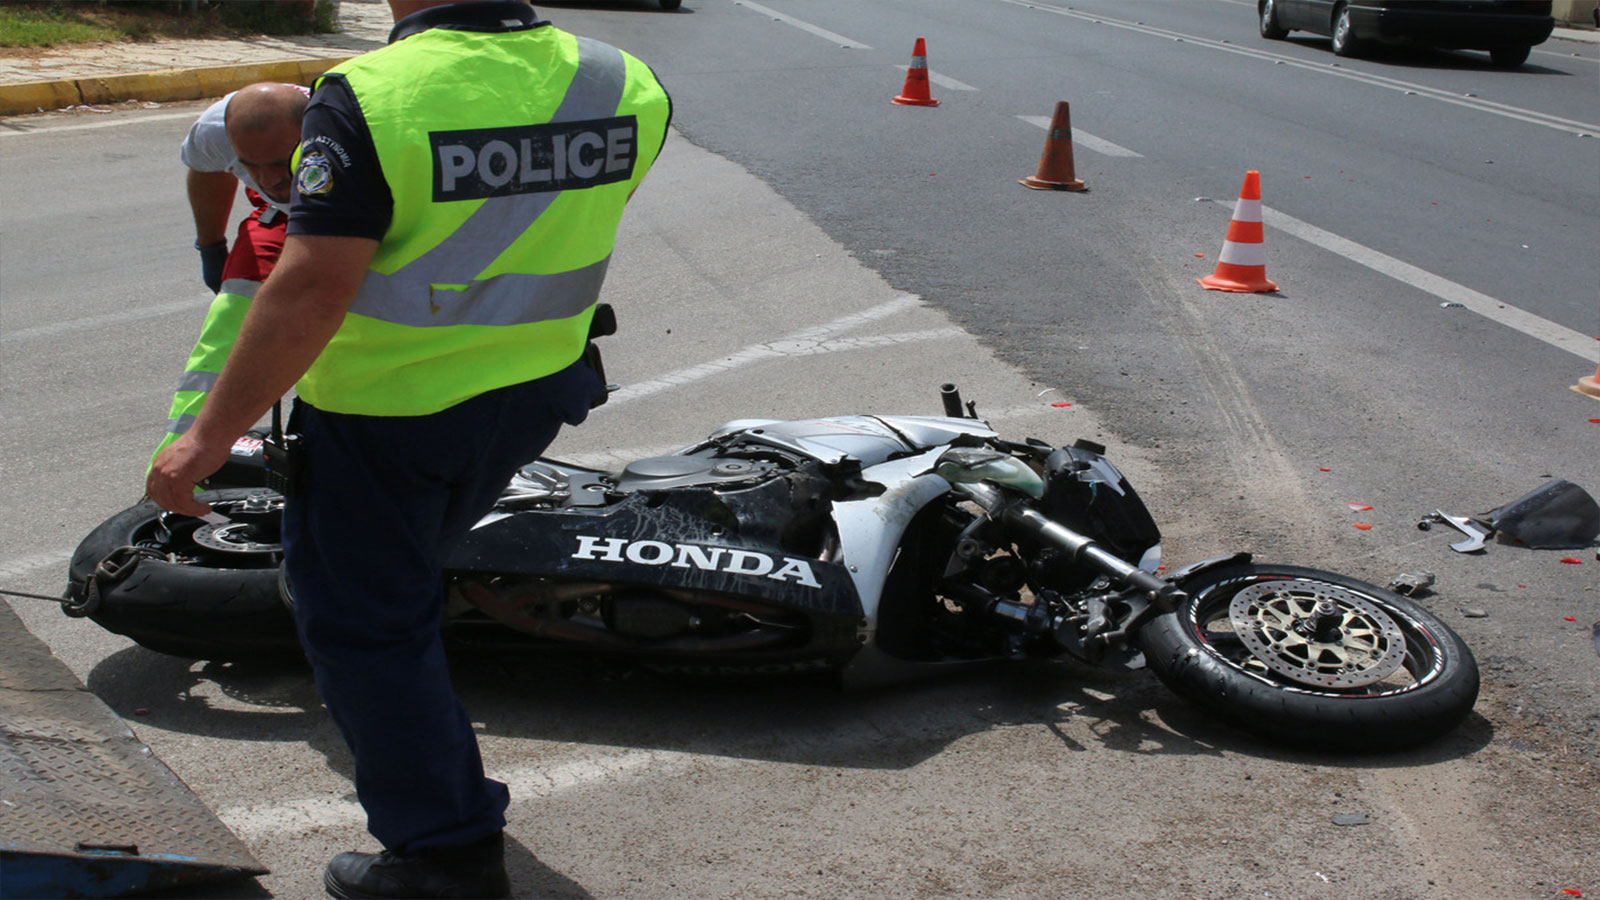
[605, 592, 697, 639]
[455, 578, 805, 653]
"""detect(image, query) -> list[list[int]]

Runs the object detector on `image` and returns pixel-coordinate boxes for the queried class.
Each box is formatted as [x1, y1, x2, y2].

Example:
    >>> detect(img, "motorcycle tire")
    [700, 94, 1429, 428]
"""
[67, 488, 302, 663]
[1139, 563, 1478, 751]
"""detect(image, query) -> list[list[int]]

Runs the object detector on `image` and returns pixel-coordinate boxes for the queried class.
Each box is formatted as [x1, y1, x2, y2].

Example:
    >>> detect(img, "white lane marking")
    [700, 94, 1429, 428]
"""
[607, 329, 964, 408]
[1017, 115, 1143, 157]
[1241, 201, 1596, 361]
[733, 0, 872, 50]
[1534, 44, 1600, 65]
[605, 295, 933, 407]
[0, 111, 197, 137]
[995, 0, 1599, 135]
[925, 69, 979, 92]
[222, 749, 710, 840]
[2, 296, 211, 345]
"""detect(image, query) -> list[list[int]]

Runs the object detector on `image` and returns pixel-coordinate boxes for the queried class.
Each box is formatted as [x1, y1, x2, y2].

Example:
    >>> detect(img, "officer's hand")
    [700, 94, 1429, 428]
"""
[147, 432, 231, 517]
[197, 239, 228, 293]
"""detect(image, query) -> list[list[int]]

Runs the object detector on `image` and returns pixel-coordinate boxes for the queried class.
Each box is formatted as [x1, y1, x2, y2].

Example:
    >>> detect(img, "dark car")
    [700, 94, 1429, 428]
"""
[1258, 0, 1555, 67]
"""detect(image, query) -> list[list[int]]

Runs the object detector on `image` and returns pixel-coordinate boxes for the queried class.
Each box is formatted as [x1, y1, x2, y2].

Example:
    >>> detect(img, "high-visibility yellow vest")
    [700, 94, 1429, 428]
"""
[296, 25, 669, 416]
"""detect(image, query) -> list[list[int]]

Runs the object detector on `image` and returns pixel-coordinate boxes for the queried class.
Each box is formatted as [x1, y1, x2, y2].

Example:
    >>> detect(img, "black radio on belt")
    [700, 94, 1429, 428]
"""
[262, 401, 303, 497]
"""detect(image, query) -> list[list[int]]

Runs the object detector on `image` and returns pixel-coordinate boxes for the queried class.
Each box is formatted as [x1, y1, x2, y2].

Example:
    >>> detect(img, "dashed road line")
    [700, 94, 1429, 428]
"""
[995, 0, 1599, 136]
[605, 295, 955, 407]
[3, 296, 212, 344]
[925, 69, 979, 92]
[0, 111, 197, 137]
[732, 0, 871, 49]
[1017, 115, 1143, 157]
[223, 749, 717, 840]
[1241, 200, 1595, 361]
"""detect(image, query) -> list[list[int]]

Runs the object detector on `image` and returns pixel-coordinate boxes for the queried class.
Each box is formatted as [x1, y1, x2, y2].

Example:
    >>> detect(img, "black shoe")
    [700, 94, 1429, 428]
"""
[324, 832, 511, 899]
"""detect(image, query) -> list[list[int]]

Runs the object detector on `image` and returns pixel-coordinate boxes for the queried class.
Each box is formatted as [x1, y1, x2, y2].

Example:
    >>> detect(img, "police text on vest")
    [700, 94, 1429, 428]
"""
[431, 116, 637, 201]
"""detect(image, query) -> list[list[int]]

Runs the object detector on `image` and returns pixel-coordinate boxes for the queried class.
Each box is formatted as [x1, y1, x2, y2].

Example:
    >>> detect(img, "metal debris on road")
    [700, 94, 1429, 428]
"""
[1388, 572, 1435, 597]
[1331, 814, 1370, 826]
[1418, 511, 1492, 553]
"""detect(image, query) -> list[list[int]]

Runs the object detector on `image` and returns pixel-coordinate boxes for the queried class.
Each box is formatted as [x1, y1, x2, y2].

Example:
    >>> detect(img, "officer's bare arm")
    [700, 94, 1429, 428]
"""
[187, 168, 239, 246]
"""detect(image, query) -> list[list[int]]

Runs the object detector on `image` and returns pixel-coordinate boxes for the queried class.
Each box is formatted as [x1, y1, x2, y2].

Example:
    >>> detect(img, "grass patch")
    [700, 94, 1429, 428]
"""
[0, 6, 123, 47]
[0, 1, 335, 49]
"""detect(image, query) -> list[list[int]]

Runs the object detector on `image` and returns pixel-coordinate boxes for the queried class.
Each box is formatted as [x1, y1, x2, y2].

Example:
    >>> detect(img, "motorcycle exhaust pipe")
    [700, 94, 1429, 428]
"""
[941, 383, 965, 418]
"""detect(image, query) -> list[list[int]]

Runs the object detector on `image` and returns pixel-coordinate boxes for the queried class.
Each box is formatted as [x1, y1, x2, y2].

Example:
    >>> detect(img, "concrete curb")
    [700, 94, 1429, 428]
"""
[0, 57, 348, 116]
[1552, 24, 1600, 42]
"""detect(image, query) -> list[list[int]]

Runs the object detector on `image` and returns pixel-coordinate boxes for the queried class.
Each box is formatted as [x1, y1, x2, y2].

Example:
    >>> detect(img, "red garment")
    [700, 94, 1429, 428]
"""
[225, 192, 288, 284]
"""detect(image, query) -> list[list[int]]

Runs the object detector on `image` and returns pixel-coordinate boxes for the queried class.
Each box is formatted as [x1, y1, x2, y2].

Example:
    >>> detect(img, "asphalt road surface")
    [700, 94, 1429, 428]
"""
[2, 1, 1597, 898]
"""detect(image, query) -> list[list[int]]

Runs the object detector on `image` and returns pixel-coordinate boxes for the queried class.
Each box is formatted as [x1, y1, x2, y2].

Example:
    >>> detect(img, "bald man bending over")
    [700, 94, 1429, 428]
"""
[155, 82, 310, 464]
[184, 81, 309, 291]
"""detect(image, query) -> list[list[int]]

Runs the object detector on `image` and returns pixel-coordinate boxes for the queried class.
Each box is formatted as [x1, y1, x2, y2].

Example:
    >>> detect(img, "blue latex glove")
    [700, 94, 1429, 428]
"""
[197, 239, 228, 293]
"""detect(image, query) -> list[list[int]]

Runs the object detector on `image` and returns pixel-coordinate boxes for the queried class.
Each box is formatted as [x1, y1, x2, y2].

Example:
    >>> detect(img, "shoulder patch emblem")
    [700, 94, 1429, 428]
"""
[296, 152, 333, 196]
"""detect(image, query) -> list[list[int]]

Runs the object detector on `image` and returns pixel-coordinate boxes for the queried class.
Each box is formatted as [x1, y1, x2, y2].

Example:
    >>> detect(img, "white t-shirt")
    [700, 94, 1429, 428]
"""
[179, 88, 305, 214]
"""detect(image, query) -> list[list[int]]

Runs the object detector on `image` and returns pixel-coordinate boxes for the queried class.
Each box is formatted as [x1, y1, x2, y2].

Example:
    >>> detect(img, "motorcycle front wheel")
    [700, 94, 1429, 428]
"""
[66, 488, 301, 662]
[1139, 563, 1478, 751]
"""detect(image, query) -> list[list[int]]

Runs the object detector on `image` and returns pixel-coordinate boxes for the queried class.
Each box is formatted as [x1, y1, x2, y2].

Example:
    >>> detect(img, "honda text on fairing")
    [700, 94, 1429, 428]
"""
[63, 315, 1478, 751]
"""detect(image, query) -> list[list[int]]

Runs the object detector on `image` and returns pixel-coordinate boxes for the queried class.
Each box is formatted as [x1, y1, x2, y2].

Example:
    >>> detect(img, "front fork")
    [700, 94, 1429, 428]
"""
[953, 483, 1189, 661]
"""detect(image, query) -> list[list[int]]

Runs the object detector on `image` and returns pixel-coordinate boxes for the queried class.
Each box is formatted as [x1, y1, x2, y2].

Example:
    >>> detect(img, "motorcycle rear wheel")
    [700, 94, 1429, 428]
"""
[67, 488, 301, 662]
[1139, 563, 1478, 751]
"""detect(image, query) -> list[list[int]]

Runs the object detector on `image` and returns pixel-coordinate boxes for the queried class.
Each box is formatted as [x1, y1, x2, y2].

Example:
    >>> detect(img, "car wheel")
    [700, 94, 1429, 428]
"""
[1259, 0, 1288, 39]
[1330, 4, 1364, 58]
[1489, 45, 1531, 68]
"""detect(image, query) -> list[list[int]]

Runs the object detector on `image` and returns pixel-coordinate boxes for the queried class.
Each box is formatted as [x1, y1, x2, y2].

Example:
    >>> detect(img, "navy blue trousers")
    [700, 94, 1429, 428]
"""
[282, 362, 598, 853]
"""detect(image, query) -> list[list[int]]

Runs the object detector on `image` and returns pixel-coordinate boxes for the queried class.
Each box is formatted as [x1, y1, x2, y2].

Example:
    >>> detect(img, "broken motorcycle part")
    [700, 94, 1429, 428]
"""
[1419, 511, 1493, 553]
[1486, 480, 1600, 550]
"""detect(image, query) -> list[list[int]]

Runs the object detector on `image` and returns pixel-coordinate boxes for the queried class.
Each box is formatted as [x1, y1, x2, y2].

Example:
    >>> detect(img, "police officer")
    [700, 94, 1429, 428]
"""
[146, 3, 671, 897]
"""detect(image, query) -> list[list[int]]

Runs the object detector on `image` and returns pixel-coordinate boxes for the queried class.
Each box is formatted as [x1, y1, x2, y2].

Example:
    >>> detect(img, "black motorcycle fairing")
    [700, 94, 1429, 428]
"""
[447, 485, 862, 618]
[1036, 446, 1162, 566]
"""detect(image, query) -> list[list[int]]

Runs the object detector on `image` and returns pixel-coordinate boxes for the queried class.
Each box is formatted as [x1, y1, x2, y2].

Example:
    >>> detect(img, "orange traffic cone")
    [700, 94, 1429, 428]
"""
[1574, 361, 1600, 399]
[1199, 170, 1278, 293]
[1020, 101, 1086, 191]
[893, 38, 940, 107]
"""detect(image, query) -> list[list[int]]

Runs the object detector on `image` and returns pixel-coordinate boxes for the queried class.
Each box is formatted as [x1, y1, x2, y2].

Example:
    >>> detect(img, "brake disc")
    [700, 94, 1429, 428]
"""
[191, 522, 280, 554]
[1227, 579, 1407, 689]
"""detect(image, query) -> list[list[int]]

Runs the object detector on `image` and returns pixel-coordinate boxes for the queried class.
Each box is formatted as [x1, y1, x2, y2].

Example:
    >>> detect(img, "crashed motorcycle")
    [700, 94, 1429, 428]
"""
[64, 378, 1478, 752]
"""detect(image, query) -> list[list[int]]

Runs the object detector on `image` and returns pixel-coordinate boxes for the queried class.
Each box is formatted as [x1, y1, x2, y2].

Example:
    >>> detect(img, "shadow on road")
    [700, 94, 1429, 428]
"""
[85, 644, 1493, 773]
